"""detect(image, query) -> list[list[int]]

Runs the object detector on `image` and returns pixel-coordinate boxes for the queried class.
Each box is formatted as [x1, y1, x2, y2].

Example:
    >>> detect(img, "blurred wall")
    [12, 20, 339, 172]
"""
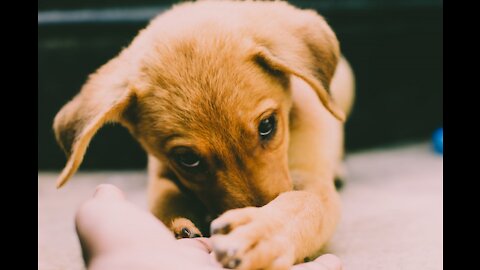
[38, 0, 443, 170]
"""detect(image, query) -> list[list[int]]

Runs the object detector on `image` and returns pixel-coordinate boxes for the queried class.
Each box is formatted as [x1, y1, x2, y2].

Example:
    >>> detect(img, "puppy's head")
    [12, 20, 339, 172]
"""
[53, 8, 343, 215]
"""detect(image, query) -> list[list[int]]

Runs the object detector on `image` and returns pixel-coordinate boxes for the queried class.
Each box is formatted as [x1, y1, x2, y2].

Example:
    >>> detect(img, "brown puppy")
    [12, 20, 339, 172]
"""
[53, 1, 355, 269]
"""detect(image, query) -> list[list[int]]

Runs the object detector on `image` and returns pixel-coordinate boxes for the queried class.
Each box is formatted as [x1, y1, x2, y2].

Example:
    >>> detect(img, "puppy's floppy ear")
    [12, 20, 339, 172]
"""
[53, 52, 137, 188]
[251, 12, 345, 122]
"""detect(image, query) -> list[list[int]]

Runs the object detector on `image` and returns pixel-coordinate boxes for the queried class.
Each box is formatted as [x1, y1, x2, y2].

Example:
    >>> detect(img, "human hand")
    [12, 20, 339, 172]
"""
[75, 184, 342, 270]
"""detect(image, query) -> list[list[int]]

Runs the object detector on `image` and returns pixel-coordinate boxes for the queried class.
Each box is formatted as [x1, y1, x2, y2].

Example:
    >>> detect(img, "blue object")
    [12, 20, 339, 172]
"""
[432, 128, 443, 154]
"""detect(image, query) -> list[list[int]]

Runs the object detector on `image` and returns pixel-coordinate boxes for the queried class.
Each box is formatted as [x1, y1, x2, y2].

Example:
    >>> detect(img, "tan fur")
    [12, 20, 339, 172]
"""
[53, 1, 355, 269]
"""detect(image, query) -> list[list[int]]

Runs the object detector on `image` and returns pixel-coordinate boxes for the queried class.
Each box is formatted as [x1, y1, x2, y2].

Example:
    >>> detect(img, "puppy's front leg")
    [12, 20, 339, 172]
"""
[149, 176, 206, 239]
[210, 184, 340, 270]
[148, 157, 208, 239]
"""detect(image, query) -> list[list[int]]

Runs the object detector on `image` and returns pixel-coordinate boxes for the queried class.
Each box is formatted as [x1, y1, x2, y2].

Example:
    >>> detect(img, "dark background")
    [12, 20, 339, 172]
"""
[38, 0, 443, 170]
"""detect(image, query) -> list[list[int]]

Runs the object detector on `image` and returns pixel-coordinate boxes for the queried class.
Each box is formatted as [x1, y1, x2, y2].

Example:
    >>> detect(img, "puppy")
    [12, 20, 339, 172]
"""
[53, 1, 355, 269]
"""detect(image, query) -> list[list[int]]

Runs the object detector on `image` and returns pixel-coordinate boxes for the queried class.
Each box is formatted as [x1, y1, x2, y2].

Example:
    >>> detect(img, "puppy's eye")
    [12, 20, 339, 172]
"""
[258, 114, 277, 140]
[178, 152, 200, 167]
[171, 147, 203, 171]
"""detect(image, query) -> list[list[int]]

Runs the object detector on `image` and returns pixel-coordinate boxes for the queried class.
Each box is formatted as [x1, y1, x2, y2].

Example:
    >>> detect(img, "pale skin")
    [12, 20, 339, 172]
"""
[76, 184, 343, 270]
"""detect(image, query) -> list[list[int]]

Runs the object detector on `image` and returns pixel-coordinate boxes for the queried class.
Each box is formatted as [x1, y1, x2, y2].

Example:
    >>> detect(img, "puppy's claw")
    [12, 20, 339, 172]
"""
[211, 223, 231, 235]
[215, 250, 227, 262]
[226, 258, 241, 269]
[181, 227, 191, 238]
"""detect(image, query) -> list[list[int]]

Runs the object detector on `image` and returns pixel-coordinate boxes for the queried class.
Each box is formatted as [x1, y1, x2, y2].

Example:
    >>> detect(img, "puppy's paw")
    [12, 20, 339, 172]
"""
[170, 217, 202, 239]
[210, 207, 295, 270]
